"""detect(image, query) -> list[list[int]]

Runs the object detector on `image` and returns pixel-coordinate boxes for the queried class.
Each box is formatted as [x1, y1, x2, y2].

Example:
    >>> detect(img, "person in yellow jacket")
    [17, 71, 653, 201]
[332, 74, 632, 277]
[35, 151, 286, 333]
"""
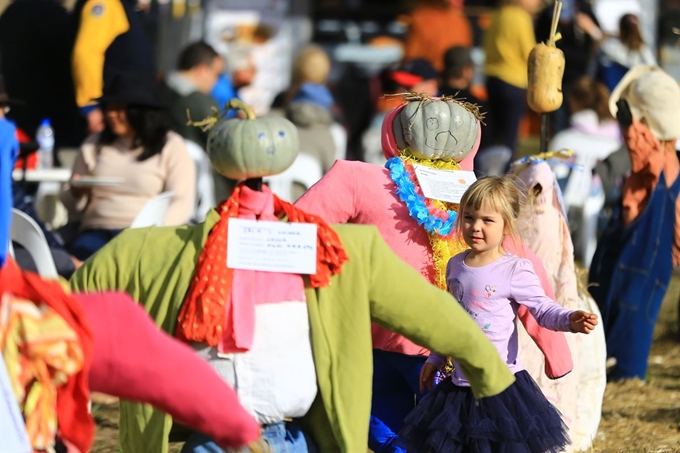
[483, 0, 543, 158]
[71, 0, 154, 133]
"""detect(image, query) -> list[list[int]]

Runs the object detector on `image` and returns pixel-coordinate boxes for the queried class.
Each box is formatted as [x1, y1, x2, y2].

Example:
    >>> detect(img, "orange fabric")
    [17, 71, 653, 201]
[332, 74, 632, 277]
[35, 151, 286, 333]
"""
[621, 119, 680, 266]
[403, 6, 473, 71]
[0, 259, 94, 453]
[176, 184, 349, 348]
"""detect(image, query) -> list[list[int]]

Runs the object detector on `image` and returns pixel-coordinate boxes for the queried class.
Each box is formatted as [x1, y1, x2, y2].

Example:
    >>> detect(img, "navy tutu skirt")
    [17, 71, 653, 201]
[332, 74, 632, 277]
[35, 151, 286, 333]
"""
[396, 370, 570, 453]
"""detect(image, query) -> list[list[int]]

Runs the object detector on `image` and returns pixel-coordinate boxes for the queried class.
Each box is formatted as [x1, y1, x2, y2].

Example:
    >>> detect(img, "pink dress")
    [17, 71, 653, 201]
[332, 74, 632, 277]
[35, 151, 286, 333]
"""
[513, 160, 606, 451]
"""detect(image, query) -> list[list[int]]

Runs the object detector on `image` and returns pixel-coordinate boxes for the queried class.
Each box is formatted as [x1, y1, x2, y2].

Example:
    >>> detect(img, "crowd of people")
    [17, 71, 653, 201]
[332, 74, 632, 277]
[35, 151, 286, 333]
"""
[0, 0, 677, 452]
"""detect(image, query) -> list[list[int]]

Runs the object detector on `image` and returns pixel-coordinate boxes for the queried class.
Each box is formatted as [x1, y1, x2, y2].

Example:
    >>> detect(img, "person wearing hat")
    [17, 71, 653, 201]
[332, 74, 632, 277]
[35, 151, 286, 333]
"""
[60, 73, 196, 262]
[588, 65, 680, 381]
[361, 59, 440, 165]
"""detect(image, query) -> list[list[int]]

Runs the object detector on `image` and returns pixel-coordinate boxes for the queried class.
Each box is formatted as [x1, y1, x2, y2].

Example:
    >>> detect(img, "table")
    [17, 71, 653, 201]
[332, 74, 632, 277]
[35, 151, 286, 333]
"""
[12, 168, 72, 229]
[12, 168, 72, 183]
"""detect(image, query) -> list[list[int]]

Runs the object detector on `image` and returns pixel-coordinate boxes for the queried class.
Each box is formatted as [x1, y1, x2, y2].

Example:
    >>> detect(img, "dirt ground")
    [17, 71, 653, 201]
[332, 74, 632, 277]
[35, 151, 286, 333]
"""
[90, 276, 680, 453]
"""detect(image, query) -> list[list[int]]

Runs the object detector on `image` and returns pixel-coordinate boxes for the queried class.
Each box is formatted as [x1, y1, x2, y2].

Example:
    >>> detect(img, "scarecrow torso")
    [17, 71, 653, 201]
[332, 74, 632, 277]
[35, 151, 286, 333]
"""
[297, 160, 435, 356]
[193, 299, 317, 425]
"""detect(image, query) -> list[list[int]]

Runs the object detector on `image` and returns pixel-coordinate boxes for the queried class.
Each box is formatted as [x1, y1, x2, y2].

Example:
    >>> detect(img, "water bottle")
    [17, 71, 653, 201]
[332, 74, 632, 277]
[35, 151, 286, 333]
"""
[36, 118, 54, 169]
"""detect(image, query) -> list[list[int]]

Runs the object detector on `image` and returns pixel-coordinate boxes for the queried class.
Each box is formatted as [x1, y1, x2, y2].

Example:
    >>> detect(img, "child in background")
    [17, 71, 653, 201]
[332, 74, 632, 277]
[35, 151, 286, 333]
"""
[398, 176, 598, 453]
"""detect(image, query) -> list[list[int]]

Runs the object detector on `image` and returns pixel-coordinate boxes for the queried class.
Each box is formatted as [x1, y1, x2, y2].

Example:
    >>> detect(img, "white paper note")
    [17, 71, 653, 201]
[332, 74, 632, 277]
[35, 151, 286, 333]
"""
[413, 165, 477, 204]
[227, 218, 318, 274]
[0, 356, 32, 453]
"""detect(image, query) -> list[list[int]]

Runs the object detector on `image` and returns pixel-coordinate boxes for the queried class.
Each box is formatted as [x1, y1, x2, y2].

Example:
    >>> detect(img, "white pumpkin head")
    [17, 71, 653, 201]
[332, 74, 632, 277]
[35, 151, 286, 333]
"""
[207, 99, 300, 180]
[384, 97, 481, 161]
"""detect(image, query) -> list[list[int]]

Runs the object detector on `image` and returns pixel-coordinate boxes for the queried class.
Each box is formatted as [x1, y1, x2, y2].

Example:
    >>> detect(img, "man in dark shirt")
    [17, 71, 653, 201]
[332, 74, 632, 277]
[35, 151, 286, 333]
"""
[156, 41, 223, 149]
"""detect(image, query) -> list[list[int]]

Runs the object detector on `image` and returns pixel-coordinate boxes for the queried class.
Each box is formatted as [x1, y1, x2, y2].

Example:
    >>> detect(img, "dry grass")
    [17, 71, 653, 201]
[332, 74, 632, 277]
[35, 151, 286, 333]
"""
[589, 275, 680, 453]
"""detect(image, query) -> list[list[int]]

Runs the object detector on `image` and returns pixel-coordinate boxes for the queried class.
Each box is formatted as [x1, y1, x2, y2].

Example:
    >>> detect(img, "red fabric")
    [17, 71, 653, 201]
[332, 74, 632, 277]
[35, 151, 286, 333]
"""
[13, 128, 37, 170]
[217, 186, 306, 353]
[76, 291, 261, 448]
[0, 259, 94, 452]
[176, 183, 349, 349]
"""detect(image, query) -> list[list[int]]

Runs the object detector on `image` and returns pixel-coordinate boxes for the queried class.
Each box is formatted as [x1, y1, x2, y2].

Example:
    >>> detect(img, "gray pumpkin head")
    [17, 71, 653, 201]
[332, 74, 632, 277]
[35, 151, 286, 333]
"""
[392, 99, 479, 161]
[207, 100, 300, 180]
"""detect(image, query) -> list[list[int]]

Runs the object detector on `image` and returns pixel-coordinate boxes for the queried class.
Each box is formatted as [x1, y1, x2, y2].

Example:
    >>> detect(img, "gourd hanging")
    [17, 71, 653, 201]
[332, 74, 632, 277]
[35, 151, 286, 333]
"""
[527, 1, 566, 114]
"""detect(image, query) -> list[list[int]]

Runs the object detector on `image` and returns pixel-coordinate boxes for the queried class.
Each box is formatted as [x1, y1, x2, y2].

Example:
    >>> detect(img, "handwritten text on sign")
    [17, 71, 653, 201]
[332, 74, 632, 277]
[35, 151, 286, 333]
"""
[413, 165, 477, 204]
[227, 218, 318, 274]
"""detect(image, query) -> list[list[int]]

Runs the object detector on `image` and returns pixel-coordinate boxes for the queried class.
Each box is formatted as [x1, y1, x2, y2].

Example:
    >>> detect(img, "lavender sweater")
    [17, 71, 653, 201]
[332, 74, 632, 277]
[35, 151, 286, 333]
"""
[427, 252, 574, 386]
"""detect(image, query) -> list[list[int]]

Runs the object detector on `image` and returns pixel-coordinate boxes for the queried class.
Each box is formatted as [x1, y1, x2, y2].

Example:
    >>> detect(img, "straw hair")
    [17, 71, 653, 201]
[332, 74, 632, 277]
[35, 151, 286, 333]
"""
[456, 176, 525, 247]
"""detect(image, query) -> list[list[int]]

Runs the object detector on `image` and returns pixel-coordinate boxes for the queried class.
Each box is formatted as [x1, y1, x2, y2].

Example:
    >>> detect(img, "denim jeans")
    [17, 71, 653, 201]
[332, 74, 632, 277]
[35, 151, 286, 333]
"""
[68, 228, 122, 261]
[180, 420, 318, 453]
[368, 350, 428, 453]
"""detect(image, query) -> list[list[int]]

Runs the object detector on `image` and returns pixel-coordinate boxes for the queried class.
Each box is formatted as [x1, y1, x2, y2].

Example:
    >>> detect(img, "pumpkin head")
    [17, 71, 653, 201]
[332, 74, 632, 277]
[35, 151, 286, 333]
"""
[207, 99, 299, 180]
[381, 97, 481, 165]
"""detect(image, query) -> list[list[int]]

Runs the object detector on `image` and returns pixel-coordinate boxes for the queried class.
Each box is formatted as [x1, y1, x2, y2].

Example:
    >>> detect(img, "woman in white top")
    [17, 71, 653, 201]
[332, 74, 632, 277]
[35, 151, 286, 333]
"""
[61, 73, 196, 262]
[577, 13, 656, 91]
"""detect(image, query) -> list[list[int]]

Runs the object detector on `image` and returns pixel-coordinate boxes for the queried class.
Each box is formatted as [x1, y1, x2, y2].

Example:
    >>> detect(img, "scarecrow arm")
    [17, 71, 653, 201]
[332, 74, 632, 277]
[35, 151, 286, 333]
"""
[76, 291, 261, 448]
[365, 227, 515, 399]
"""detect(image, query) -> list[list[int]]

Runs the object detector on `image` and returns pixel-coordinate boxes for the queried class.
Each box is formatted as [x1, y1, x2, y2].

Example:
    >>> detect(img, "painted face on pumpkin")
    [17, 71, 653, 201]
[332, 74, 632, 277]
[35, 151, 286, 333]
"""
[391, 99, 479, 161]
[207, 108, 300, 181]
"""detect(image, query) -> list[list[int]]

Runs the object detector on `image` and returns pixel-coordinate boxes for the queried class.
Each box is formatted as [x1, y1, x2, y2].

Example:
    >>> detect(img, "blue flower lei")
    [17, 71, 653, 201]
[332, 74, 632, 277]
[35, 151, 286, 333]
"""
[385, 157, 458, 237]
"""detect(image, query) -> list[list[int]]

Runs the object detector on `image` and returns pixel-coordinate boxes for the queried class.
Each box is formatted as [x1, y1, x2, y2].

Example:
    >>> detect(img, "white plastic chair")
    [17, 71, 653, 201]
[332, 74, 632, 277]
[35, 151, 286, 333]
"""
[184, 140, 216, 223]
[264, 154, 323, 202]
[329, 123, 348, 161]
[8, 208, 58, 279]
[130, 192, 174, 229]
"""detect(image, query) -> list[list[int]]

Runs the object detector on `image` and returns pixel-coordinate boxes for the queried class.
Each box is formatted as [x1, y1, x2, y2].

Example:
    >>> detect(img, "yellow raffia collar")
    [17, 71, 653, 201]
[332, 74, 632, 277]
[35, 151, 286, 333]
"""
[397, 152, 468, 290]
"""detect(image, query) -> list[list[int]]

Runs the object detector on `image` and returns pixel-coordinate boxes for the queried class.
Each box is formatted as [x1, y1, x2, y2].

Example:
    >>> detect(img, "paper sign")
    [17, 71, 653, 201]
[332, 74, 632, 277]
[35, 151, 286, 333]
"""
[227, 218, 317, 274]
[413, 165, 477, 204]
[0, 357, 32, 453]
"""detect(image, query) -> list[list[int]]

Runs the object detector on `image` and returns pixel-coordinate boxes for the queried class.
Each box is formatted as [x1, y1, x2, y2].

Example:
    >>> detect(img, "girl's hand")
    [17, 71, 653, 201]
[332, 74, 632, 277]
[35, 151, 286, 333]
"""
[419, 363, 437, 394]
[569, 310, 599, 334]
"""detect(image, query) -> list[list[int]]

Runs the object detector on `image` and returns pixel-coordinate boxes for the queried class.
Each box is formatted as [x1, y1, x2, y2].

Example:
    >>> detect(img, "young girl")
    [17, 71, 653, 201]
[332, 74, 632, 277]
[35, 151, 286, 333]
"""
[397, 176, 598, 453]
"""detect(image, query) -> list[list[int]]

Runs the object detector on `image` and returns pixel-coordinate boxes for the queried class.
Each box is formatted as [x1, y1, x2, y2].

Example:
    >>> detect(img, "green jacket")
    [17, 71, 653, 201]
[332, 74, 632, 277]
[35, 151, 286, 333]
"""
[71, 210, 514, 453]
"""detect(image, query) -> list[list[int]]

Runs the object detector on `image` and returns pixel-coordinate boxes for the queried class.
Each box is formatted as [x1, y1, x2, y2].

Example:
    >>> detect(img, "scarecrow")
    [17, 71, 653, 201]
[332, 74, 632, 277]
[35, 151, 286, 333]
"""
[0, 108, 261, 452]
[511, 153, 607, 452]
[589, 65, 680, 381]
[295, 93, 574, 452]
[70, 98, 516, 453]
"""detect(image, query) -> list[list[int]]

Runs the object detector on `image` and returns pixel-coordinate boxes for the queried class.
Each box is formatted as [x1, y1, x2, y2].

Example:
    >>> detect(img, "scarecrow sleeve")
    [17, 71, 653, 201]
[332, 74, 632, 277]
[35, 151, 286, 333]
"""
[76, 292, 261, 449]
[366, 228, 515, 398]
[72, 0, 130, 109]
[295, 159, 358, 222]
[70, 226, 142, 295]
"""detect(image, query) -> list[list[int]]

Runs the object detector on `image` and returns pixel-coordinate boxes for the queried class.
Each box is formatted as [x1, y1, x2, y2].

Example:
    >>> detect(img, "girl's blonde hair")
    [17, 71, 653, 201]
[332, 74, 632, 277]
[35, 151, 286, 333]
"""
[456, 176, 525, 246]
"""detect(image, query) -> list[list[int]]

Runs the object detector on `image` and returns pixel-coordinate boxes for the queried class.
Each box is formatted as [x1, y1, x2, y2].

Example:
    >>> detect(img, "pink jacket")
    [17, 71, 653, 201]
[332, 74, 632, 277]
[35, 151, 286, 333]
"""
[296, 160, 573, 378]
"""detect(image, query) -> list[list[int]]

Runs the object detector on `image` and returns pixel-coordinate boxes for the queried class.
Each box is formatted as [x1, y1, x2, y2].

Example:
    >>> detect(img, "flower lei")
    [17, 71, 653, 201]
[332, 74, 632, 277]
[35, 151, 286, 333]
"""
[386, 154, 468, 290]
